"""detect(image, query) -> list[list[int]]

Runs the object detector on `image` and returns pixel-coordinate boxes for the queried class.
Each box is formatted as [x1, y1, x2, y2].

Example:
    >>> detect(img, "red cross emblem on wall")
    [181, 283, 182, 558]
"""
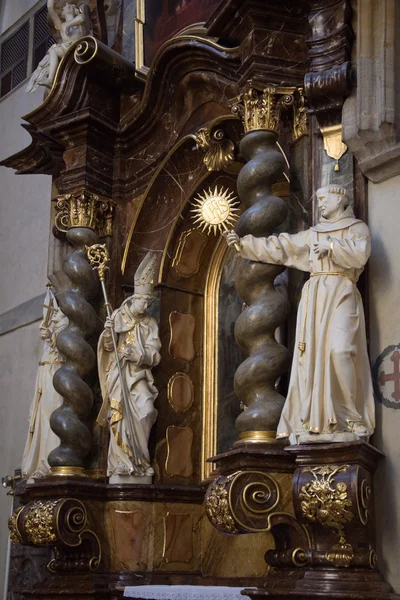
[374, 345, 400, 408]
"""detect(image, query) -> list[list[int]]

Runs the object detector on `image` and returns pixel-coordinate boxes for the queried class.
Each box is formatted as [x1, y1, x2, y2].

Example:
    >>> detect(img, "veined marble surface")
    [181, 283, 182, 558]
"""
[124, 586, 254, 599]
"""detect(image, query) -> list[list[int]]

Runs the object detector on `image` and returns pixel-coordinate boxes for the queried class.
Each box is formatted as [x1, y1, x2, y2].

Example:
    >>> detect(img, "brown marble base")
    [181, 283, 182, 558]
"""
[243, 569, 399, 600]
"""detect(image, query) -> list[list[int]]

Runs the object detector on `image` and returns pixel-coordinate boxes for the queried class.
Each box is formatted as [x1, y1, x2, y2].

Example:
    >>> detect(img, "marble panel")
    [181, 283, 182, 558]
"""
[172, 229, 208, 279]
[165, 426, 194, 478]
[153, 503, 202, 572]
[104, 501, 154, 571]
[167, 373, 194, 413]
[201, 513, 271, 578]
[163, 512, 193, 563]
[169, 312, 196, 362]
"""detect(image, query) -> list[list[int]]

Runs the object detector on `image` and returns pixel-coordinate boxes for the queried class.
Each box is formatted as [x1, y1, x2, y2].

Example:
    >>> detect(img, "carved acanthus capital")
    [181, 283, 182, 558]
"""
[8, 498, 101, 573]
[54, 191, 113, 235]
[231, 86, 308, 141]
[194, 127, 235, 172]
[231, 86, 296, 134]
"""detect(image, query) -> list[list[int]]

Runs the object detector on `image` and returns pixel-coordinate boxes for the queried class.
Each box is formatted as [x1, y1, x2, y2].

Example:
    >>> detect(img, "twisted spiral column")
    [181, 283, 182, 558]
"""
[49, 192, 104, 473]
[232, 88, 294, 443]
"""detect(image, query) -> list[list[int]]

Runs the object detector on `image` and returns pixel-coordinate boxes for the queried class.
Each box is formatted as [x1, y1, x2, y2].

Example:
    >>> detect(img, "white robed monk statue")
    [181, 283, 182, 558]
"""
[225, 186, 375, 444]
[22, 286, 68, 478]
[97, 253, 161, 484]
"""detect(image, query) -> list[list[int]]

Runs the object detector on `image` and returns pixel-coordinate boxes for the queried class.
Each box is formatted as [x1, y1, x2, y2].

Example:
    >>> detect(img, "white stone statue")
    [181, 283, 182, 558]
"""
[22, 287, 68, 478]
[225, 186, 375, 444]
[26, 0, 92, 93]
[97, 253, 161, 484]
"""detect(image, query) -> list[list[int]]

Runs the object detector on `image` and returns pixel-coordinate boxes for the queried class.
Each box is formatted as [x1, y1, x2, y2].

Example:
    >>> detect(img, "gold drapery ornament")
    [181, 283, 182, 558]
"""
[54, 190, 110, 233]
[320, 123, 348, 171]
[292, 88, 308, 142]
[194, 127, 235, 172]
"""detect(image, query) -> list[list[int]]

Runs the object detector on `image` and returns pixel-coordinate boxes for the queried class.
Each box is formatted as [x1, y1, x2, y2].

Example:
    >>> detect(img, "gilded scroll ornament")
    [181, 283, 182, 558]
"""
[8, 507, 24, 544]
[299, 465, 353, 544]
[25, 500, 59, 546]
[54, 190, 109, 233]
[195, 127, 235, 172]
[205, 474, 239, 534]
[8, 498, 101, 573]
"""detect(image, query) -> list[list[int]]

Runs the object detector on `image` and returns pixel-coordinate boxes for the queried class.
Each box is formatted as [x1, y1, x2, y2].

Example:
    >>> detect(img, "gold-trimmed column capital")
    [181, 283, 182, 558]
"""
[231, 85, 308, 140]
[54, 190, 114, 236]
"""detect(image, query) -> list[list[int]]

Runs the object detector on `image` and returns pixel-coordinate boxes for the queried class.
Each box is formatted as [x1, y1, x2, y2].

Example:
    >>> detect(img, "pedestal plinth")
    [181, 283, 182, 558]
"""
[206, 441, 400, 600]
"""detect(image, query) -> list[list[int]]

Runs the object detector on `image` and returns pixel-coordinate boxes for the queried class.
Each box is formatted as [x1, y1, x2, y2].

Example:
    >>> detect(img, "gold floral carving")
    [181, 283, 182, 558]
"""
[299, 465, 353, 545]
[54, 190, 110, 233]
[8, 507, 24, 543]
[25, 500, 59, 546]
[205, 474, 239, 534]
[195, 127, 235, 172]
[231, 86, 297, 134]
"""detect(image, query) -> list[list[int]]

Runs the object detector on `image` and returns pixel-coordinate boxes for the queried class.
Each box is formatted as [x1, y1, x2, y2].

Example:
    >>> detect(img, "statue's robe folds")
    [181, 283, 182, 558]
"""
[22, 311, 68, 477]
[98, 303, 161, 477]
[240, 206, 375, 444]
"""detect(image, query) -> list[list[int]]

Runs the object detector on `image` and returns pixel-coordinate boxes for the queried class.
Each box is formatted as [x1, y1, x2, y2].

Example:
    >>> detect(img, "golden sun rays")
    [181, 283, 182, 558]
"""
[191, 185, 240, 235]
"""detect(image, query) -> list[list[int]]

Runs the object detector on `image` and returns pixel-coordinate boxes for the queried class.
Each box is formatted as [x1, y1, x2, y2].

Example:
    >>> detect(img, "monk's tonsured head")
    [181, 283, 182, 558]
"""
[316, 186, 348, 220]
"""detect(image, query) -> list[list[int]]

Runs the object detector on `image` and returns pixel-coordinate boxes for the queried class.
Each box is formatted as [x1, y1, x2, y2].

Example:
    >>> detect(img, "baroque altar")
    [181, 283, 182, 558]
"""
[1, 1, 398, 599]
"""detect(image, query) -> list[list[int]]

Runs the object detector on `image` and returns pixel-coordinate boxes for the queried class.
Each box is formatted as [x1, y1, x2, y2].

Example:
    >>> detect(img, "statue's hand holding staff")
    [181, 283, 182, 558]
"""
[223, 230, 241, 249]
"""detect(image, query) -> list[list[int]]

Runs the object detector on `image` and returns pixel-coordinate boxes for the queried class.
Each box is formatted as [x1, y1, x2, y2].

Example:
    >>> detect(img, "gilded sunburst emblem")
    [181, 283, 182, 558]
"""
[191, 185, 240, 236]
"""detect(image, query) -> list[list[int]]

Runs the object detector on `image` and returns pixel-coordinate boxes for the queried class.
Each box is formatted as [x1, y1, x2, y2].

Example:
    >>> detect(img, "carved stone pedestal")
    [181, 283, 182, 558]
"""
[206, 441, 400, 600]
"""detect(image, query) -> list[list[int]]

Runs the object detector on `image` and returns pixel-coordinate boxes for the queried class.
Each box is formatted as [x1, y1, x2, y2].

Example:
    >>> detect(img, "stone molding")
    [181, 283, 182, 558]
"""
[342, 0, 400, 182]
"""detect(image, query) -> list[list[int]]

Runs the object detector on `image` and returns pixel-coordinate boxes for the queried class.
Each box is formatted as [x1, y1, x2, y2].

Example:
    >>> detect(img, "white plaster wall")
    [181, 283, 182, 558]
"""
[369, 175, 400, 593]
[0, 322, 43, 593]
[0, 88, 51, 314]
[0, 5, 53, 593]
[0, 0, 42, 35]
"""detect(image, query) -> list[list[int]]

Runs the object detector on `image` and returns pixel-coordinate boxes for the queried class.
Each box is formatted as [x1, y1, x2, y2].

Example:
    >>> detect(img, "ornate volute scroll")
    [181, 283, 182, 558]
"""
[8, 498, 101, 573]
[205, 470, 309, 569]
[229, 86, 294, 444]
[194, 127, 235, 172]
[49, 191, 101, 475]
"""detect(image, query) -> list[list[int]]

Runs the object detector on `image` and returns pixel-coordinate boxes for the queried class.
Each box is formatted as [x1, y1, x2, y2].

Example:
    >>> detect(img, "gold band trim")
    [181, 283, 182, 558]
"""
[234, 430, 279, 445]
[50, 467, 85, 477]
[310, 271, 357, 284]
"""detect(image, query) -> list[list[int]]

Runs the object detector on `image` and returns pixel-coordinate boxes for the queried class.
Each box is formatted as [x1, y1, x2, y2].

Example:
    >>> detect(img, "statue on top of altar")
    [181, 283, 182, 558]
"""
[225, 185, 375, 444]
[27, 0, 92, 93]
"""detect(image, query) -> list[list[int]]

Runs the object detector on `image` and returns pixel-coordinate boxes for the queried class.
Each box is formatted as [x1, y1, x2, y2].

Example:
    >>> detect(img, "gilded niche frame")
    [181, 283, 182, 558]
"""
[202, 236, 229, 481]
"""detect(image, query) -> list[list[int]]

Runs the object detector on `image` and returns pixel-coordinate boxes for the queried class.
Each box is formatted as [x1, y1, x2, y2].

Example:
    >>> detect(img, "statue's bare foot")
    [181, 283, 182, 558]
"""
[353, 424, 370, 438]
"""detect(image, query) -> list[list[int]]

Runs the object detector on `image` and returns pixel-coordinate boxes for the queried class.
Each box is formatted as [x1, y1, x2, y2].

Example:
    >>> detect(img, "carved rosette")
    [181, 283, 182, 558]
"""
[230, 87, 293, 442]
[293, 463, 376, 569]
[8, 498, 101, 573]
[49, 191, 101, 473]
